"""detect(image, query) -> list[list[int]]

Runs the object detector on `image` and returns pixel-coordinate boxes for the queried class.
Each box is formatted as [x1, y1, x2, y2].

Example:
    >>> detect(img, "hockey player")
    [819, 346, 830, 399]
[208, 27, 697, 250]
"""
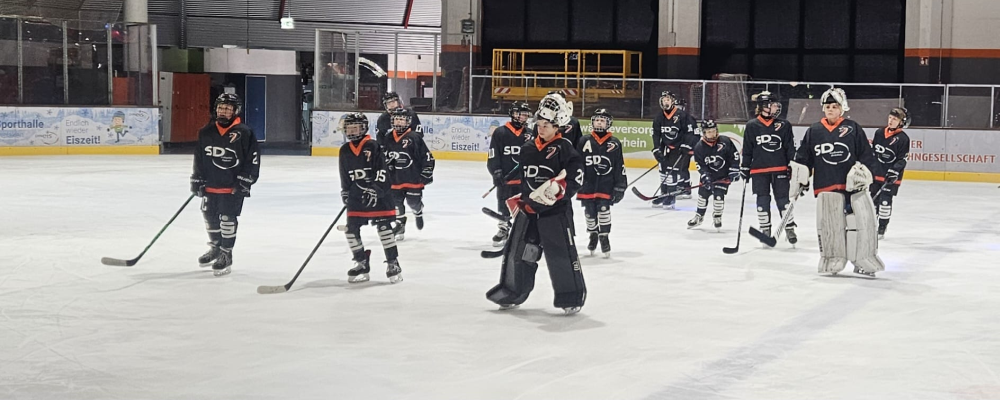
[789, 87, 883, 277]
[531, 91, 583, 147]
[375, 92, 423, 146]
[384, 107, 435, 241]
[576, 108, 627, 258]
[651, 91, 698, 208]
[338, 113, 403, 284]
[869, 107, 911, 239]
[687, 120, 740, 230]
[741, 91, 798, 243]
[191, 93, 260, 277]
[486, 101, 534, 247]
[486, 93, 587, 314]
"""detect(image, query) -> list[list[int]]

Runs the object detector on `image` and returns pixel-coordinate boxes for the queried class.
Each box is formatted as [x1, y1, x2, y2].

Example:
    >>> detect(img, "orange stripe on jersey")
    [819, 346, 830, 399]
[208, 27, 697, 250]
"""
[820, 117, 845, 132]
[814, 184, 847, 195]
[591, 131, 612, 145]
[534, 133, 563, 151]
[506, 179, 522, 185]
[349, 136, 371, 157]
[216, 117, 242, 136]
[757, 115, 774, 127]
[348, 210, 398, 218]
[391, 183, 425, 190]
[750, 166, 789, 174]
[577, 192, 611, 200]
[205, 187, 235, 194]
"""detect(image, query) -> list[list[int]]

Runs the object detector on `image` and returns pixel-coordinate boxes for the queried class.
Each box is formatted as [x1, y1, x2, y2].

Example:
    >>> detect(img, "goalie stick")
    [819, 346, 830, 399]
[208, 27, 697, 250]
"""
[101, 193, 196, 267]
[257, 207, 346, 294]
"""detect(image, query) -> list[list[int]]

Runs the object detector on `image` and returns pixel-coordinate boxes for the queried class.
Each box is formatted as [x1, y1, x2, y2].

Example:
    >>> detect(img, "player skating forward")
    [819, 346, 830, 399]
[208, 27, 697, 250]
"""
[486, 101, 534, 247]
[576, 108, 626, 258]
[687, 120, 740, 231]
[383, 108, 435, 241]
[869, 107, 911, 239]
[789, 88, 883, 277]
[486, 93, 587, 314]
[741, 91, 798, 244]
[339, 113, 403, 284]
[191, 93, 260, 277]
[651, 91, 698, 208]
[375, 92, 423, 146]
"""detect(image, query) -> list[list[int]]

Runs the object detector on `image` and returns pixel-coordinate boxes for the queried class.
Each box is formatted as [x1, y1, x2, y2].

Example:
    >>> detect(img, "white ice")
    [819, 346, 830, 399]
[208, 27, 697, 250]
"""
[1, 155, 999, 400]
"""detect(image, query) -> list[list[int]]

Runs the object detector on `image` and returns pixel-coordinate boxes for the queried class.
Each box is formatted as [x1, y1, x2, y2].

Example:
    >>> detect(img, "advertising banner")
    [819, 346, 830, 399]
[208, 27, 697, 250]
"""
[0, 107, 159, 147]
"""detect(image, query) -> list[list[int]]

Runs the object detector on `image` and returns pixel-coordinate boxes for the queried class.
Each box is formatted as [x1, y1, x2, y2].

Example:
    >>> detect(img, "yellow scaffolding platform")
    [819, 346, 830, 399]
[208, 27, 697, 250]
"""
[491, 49, 642, 102]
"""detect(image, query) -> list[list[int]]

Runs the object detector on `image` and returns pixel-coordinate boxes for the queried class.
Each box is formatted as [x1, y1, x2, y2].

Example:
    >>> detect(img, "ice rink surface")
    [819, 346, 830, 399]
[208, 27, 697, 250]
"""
[2, 155, 999, 400]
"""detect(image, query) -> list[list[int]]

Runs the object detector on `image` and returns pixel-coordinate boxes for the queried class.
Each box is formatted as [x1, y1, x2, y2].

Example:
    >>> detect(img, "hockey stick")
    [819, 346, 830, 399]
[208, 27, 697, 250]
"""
[480, 207, 508, 258]
[723, 179, 749, 254]
[632, 151, 687, 200]
[748, 201, 795, 248]
[633, 179, 727, 202]
[101, 193, 196, 267]
[625, 165, 658, 189]
[257, 206, 347, 294]
[482, 162, 521, 199]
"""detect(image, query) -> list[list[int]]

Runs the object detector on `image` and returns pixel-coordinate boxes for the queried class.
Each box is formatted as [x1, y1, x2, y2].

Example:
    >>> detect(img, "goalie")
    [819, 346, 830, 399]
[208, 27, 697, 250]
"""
[486, 93, 587, 314]
[789, 87, 884, 277]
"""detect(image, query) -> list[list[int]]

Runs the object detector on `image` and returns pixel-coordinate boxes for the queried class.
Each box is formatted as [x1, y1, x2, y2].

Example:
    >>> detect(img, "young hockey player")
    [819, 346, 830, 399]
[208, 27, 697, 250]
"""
[384, 107, 435, 241]
[338, 113, 402, 284]
[869, 107, 911, 239]
[687, 120, 740, 230]
[486, 93, 587, 314]
[486, 101, 534, 247]
[741, 91, 798, 243]
[576, 108, 627, 258]
[789, 87, 883, 277]
[531, 91, 583, 147]
[191, 93, 260, 277]
[651, 91, 698, 208]
[375, 92, 423, 146]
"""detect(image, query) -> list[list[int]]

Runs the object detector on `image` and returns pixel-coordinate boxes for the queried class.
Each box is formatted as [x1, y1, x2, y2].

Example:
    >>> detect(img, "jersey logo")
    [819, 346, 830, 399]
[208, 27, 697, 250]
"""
[814, 142, 852, 165]
[703, 155, 726, 171]
[204, 146, 240, 170]
[388, 151, 414, 169]
[228, 131, 240, 143]
[545, 146, 558, 159]
[673, 116, 679, 123]
[774, 122, 783, 130]
[838, 126, 853, 137]
[606, 142, 618, 152]
[363, 150, 372, 162]
[874, 144, 897, 164]
[585, 155, 613, 175]
[755, 134, 784, 152]
[402, 138, 410, 149]
[890, 137, 898, 146]
[524, 165, 556, 190]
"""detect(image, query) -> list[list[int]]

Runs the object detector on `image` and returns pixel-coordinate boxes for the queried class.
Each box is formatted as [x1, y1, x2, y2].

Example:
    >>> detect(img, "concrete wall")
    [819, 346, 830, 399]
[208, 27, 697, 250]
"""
[905, 0, 1000, 84]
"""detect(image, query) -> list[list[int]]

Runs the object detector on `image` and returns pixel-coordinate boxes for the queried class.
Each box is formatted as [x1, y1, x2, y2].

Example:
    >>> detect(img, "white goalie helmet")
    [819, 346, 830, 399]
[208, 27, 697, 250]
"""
[535, 93, 574, 127]
[820, 87, 850, 113]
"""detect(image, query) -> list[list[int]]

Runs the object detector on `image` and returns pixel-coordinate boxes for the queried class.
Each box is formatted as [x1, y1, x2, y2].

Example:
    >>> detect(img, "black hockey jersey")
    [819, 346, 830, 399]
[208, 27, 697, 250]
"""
[576, 131, 626, 201]
[339, 136, 396, 218]
[694, 136, 740, 182]
[487, 122, 533, 185]
[794, 118, 876, 196]
[652, 108, 697, 154]
[531, 116, 582, 148]
[870, 127, 910, 186]
[193, 117, 260, 193]
[375, 107, 423, 146]
[383, 128, 435, 190]
[519, 133, 585, 216]
[741, 116, 796, 175]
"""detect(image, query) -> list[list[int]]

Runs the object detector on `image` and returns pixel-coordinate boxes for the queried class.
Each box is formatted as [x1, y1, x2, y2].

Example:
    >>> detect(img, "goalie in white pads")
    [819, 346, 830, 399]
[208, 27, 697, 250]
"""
[789, 88, 883, 277]
[485, 93, 587, 314]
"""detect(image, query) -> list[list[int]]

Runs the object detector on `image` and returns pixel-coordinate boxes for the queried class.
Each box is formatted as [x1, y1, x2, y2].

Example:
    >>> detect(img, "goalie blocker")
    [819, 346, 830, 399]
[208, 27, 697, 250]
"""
[790, 87, 884, 277]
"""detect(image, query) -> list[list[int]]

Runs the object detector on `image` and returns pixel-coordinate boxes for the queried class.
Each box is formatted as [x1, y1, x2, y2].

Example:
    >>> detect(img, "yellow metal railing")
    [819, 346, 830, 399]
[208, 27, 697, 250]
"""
[491, 49, 642, 101]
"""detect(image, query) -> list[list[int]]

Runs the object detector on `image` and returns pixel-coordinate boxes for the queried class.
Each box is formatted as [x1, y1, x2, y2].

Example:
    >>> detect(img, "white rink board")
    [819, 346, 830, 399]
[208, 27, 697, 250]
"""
[1, 156, 999, 400]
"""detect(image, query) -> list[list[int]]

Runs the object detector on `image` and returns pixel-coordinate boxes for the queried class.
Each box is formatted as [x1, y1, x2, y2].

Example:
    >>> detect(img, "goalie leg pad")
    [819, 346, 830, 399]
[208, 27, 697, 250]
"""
[486, 213, 540, 306]
[816, 192, 848, 274]
[537, 208, 586, 309]
[848, 191, 885, 273]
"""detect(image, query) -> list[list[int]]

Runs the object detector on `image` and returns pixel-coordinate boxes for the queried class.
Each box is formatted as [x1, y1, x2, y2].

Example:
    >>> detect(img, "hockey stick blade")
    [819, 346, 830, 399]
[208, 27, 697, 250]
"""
[722, 246, 740, 254]
[481, 249, 504, 258]
[748, 227, 778, 247]
[100, 257, 136, 267]
[482, 207, 506, 222]
[631, 186, 657, 201]
[256, 285, 289, 294]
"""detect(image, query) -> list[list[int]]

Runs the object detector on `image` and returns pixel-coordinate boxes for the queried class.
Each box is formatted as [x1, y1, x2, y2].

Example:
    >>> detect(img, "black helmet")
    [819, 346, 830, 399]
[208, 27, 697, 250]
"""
[753, 91, 781, 119]
[889, 107, 910, 129]
[700, 119, 719, 140]
[508, 101, 532, 127]
[390, 107, 411, 131]
[213, 93, 242, 125]
[659, 91, 678, 111]
[382, 92, 401, 110]
[341, 112, 369, 142]
[591, 108, 614, 133]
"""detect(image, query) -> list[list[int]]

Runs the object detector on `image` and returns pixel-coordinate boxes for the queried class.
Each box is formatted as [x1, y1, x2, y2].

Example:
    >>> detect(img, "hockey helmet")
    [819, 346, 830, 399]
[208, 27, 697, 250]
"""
[820, 87, 850, 114]
[659, 91, 678, 111]
[700, 119, 719, 141]
[752, 91, 782, 119]
[591, 108, 614, 133]
[341, 112, 369, 142]
[213, 93, 242, 126]
[889, 107, 910, 129]
[389, 107, 411, 131]
[382, 91, 402, 111]
[508, 101, 532, 127]
[536, 93, 573, 127]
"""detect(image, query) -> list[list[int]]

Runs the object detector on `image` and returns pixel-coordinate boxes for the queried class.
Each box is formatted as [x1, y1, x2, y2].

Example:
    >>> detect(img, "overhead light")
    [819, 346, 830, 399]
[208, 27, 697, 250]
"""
[222, 44, 238, 49]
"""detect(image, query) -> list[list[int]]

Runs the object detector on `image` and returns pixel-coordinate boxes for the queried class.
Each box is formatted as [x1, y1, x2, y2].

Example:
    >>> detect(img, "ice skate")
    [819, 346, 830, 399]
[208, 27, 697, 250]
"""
[586, 232, 599, 255]
[415, 210, 424, 230]
[563, 306, 581, 315]
[853, 265, 876, 278]
[498, 304, 519, 311]
[651, 196, 666, 208]
[678, 188, 692, 200]
[713, 215, 723, 231]
[348, 250, 371, 283]
[663, 197, 676, 210]
[877, 224, 887, 240]
[198, 242, 220, 267]
[386, 259, 403, 284]
[211, 248, 232, 277]
[786, 223, 798, 245]
[687, 214, 704, 229]
[599, 234, 611, 258]
[492, 226, 509, 248]
[393, 217, 406, 242]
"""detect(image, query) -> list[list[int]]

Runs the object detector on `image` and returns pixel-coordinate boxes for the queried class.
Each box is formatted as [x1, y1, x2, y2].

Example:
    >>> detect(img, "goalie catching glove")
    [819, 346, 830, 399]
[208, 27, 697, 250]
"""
[528, 169, 568, 206]
[846, 162, 873, 192]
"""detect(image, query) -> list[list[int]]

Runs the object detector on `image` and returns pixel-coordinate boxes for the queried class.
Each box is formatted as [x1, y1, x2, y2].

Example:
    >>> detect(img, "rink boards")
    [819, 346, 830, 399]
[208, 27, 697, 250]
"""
[0, 107, 161, 156]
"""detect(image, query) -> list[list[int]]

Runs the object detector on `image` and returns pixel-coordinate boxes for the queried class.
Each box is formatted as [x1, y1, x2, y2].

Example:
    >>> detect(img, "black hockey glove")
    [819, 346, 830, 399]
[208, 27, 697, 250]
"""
[360, 187, 380, 208]
[652, 148, 666, 163]
[700, 173, 713, 187]
[421, 166, 434, 185]
[190, 176, 205, 197]
[886, 159, 907, 183]
[740, 167, 750, 181]
[728, 167, 741, 182]
[341, 190, 349, 204]
[612, 186, 626, 204]
[235, 174, 253, 197]
[491, 169, 504, 187]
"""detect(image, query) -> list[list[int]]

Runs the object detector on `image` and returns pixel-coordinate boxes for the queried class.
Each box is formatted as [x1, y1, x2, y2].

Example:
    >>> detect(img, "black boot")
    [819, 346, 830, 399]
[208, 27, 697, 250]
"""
[198, 242, 220, 266]
[586, 232, 599, 255]
[599, 234, 611, 258]
[212, 247, 232, 277]
[386, 259, 403, 284]
[348, 250, 372, 283]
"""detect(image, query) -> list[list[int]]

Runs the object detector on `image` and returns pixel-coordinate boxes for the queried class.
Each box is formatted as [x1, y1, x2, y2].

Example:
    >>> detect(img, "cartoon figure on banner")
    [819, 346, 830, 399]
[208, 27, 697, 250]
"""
[106, 111, 132, 143]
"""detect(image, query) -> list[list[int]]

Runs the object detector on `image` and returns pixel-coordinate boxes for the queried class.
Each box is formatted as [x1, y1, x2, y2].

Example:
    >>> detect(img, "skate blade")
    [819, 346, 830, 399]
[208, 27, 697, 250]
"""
[212, 267, 231, 277]
[395, 234, 405, 242]
[348, 273, 370, 283]
[199, 262, 214, 268]
[498, 304, 519, 311]
[388, 274, 403, 284]
[602, 252, 610, 259]
[562, 307, 581, 315]
[493, 240, 506, 248]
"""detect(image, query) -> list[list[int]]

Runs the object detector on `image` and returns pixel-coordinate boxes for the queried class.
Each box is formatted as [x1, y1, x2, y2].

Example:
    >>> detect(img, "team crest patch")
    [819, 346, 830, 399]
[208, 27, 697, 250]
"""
[546, 146, 558, 159]
[607, 142, 618, 152]
[838, 126, 852, 137]
[228, 131, 240, 143]
[890, 137, 898, 145]
[775, 122, 783, 130]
